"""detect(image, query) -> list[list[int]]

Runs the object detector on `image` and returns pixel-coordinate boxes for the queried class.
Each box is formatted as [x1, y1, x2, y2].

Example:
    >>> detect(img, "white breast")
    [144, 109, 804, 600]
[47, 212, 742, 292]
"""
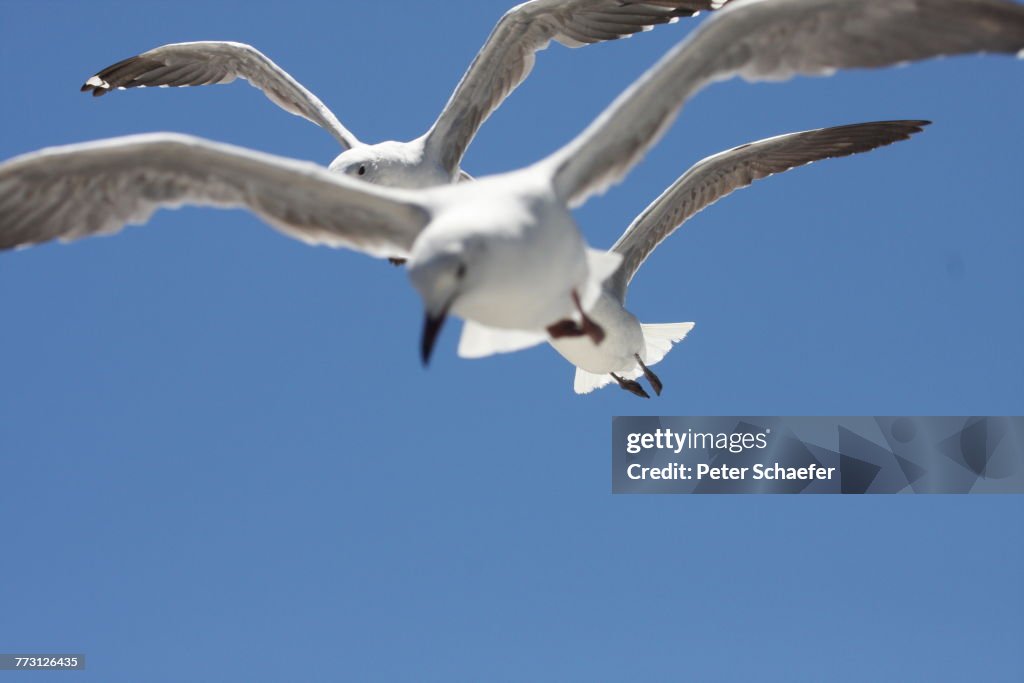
[438, 176, 589, 331]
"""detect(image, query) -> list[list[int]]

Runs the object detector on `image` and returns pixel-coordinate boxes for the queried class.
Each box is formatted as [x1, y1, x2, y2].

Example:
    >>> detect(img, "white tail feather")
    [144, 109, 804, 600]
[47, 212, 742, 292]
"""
[642, 322, 695, 366]
[574, 367, 615, 394]
[571, 323, 695, 395]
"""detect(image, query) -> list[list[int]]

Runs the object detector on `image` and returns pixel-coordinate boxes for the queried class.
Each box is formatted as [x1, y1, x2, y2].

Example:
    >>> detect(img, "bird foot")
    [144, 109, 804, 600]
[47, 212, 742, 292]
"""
[635, 354, 663, 396]
[546, 317, 605, 344]
[581, 313, 605, 345]
[612, 373, 650, 399]
[547, 319, 586, 339]
[388, 257, 407, 267]
[568, 289, 606, 344]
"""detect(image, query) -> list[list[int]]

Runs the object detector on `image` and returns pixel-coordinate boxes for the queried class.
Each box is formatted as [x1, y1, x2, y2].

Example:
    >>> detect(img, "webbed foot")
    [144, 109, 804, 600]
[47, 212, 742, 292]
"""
[612, 373, 650, 399]
[635, 354, 663, 396]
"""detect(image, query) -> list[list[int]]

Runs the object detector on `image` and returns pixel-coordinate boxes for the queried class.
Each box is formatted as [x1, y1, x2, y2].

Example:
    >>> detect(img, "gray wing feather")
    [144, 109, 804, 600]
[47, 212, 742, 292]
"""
[424, 0, 721, 175]
[0, 134, 430, 257]
[81, 42, 360, 149]
[605, 120, 930, 300]
[546, 0, 1024, 207]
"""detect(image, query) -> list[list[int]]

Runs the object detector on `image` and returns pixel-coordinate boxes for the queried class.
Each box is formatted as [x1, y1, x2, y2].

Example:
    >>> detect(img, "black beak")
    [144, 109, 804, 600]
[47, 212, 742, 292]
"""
[420, 307, 450, 367]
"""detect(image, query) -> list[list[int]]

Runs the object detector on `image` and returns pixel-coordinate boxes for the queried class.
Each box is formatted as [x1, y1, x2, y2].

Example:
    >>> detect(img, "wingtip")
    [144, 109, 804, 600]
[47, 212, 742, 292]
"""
[910, 120, 932, 134]
[81, 75, 110, 95]
[896, 119, 932, 135]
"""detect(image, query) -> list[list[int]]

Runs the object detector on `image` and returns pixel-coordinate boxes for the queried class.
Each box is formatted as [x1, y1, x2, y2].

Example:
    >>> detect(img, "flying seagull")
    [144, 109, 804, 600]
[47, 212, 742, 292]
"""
[3, 0, 1023, 367]
[537, 120, 930, 398]
[80, 0, 720, 190]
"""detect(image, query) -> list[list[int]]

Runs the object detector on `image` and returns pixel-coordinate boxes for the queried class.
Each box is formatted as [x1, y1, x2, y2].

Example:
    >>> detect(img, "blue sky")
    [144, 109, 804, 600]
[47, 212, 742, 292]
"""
[1, 1, 1022, 680]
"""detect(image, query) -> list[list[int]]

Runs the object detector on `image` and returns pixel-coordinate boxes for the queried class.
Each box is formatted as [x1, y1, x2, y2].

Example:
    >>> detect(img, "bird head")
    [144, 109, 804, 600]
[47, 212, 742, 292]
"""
[407, 248, 470, 366]
[329, 140, 440, 188]
[328, 146, 381, 183]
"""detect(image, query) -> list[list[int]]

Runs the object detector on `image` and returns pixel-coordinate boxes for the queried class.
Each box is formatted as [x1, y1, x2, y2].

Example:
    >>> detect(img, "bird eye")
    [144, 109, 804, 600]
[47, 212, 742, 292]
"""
[357, 165, 367, 176]
[456, 263, 467, 279]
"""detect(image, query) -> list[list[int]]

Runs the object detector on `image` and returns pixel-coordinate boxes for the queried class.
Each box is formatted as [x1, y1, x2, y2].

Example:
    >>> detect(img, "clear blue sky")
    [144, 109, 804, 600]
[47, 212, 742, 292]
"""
[1, 1, 1022, 680]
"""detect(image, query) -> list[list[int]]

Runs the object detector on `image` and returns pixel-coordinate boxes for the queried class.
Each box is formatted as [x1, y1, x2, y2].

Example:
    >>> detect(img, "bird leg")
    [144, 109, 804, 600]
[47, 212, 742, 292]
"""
[635, 354, 663, 396]
[388, 257, 407, 267]
[572, 290, 605, 345]
[612, 373, 650, 399]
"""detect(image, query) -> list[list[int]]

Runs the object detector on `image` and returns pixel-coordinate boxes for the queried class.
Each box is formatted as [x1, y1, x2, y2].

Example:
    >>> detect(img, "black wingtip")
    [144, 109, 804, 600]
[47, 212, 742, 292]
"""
[81, 76, 110, 96]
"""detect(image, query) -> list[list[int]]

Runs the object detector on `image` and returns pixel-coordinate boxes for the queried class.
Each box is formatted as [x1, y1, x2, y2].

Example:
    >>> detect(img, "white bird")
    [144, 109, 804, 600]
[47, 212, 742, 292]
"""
[544, 120, 931, 398]
[80, 1, 719, 191]
[3, 0, 1023, 367]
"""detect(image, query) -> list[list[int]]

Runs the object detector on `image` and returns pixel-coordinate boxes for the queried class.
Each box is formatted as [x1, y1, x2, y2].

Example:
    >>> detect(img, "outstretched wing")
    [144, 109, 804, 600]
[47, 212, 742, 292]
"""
[424, 0, 721, 175]
[81, 42, 360, 149]
[0, 133, 430, 258]
[544, 0, 1024, 208]
[605, 120, 930, 300]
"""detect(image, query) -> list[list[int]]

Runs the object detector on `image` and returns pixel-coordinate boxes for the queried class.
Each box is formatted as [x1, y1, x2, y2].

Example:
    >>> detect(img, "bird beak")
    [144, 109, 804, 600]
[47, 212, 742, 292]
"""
[420, 301, 452, 367]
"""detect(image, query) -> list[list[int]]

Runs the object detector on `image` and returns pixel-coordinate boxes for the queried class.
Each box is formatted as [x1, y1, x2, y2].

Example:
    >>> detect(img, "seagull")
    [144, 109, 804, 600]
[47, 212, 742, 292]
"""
[539, 120, 931, 398]
[3, 0, 1023, 368]
[79, 1, 720, 190]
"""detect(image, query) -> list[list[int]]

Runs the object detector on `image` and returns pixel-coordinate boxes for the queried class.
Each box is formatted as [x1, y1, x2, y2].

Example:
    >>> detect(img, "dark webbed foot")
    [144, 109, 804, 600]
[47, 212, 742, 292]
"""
[388, 257, 407, 267]
[580, 314, 605, 345]
[612, 373, 650, 399]
[635, 354, 663, 396]
[547, 290, 608, 343]
[547, 319, 585, 339]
